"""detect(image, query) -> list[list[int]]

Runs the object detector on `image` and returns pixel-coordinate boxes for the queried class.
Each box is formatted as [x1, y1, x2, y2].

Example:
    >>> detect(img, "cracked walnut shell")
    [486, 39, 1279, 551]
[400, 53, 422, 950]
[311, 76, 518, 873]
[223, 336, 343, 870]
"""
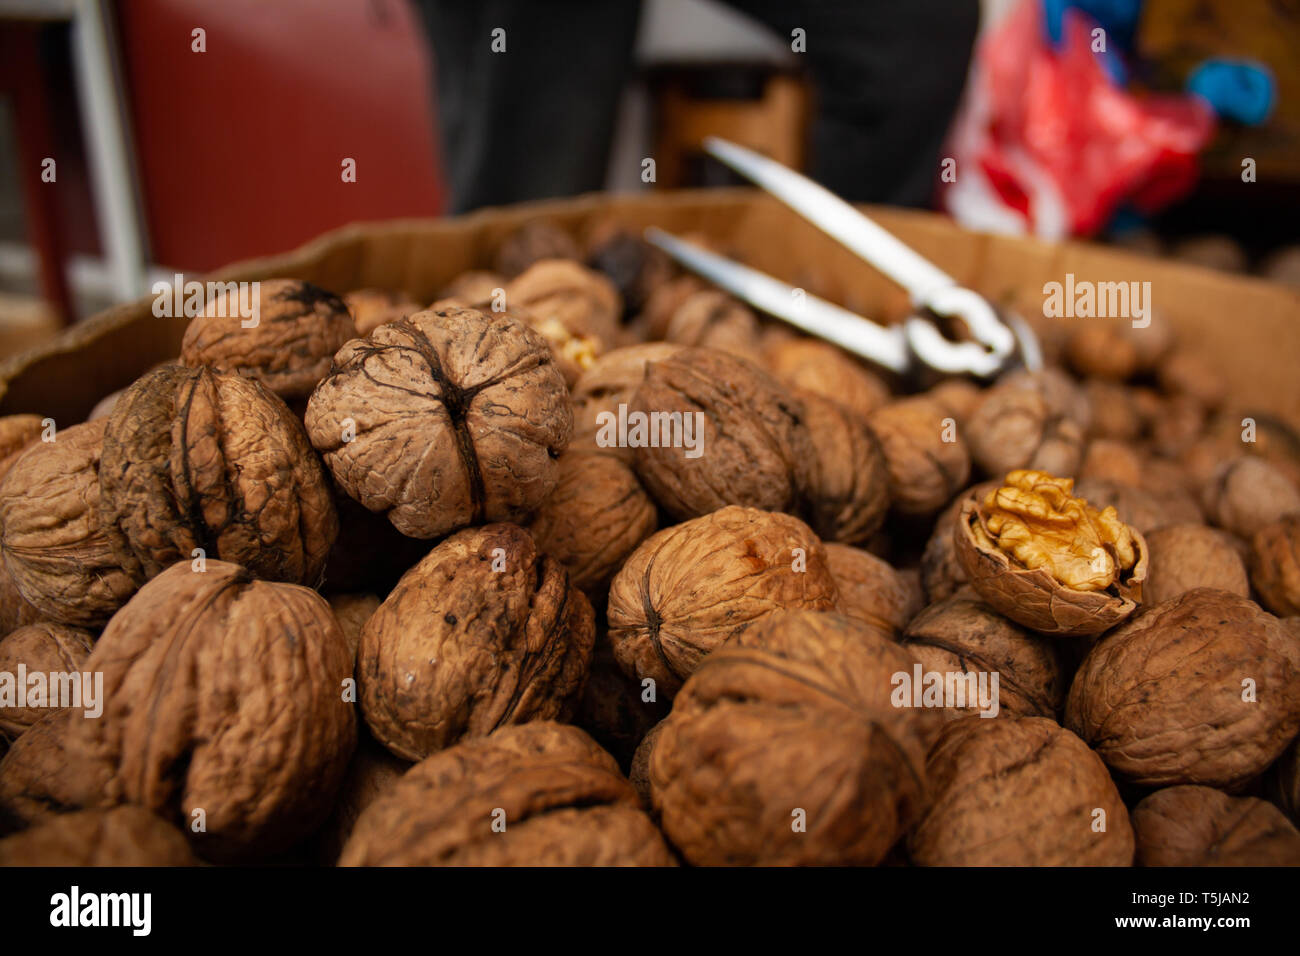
[631, 347, 816, 520]
[650, 609, 939, 865]
[99, 365, 337, 587]
[956, 470, 1148, 636]
[908, 717, 1134, 866]
[339, 722, 674, 866]
[0, 420, 137, 627]
[358, 524, 595, 761]
[606, 506, 837, 698]
[305, 307, 572, 539]
[181, 278, 356, 402]
[1066, 587, 1300, 788]
[1132, 785, 1300, 866]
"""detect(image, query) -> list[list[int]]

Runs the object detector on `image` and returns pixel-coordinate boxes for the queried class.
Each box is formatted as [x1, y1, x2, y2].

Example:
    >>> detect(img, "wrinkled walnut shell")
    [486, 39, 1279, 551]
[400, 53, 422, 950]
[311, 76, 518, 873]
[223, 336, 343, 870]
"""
[663, 290, 761, 362]
[0, 414, 44, 479]
[764, 338, 891, 421]
[631, 348, 816, 520]
[798, 391, 891, 545]
[504, 259, 622, 347]
[359, 524, 595, 761]
[1250, 515, 1300, 616]
[607, 506, 837, 698]
[1133, 786, 1300, 866]
[0, 710, 115, 833]
[305, 307, 572, 539]
[340, 722, 674, 866]
[0, 420, 137, 626]
[964, 377, 1085, 478]
[1066, 587, 1300, 788]
[344, 287, 420, 336]
[181, 278, 355, 401]
[919, 481, 999, 603]
[825, 542, 920, 637]
[908, 717, 1134, 866]
[0, 806, 199, 866]
[571, 342, 684, 457]
[1143, 523, 1249, 605]
[956, 497, 1148, 636]
[1201, 456, 1300, 540]
[867, 397, 971, 516]
[99, 365, 337, 587]
[650, 610, 939, 865]
[0, 622, 94, 738]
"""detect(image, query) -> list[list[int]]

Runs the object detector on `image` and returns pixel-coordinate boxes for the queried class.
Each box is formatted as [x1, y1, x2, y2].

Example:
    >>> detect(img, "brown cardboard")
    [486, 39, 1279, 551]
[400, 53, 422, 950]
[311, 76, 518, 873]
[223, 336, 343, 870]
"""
[1, 189, 1297, 427]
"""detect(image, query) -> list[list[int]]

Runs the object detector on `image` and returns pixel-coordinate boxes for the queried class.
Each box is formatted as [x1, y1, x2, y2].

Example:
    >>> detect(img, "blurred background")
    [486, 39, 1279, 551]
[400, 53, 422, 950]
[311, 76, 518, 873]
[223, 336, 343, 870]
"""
[0, 0, 1297, 357]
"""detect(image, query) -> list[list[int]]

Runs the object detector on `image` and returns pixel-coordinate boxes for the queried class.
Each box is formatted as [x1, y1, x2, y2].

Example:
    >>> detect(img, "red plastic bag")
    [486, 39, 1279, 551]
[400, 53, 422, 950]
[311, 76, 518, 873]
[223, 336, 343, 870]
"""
[940, 0, 1215, 238]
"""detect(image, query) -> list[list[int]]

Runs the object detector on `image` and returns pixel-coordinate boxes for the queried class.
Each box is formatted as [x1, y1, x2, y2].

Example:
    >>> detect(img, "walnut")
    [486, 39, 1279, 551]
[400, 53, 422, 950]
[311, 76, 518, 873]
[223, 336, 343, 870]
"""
[1143, 523, 1249, 605]
[764, 337, 891, 421]
[504, 304, 603, 386]
[314, 731, 409, 864]
[1158, 348, 1227, 409]
[1074, 476, 1201, 535]
[925, 378, 982, 425]
[999, 366, 1094, 432]
[436, 269, 506, 307]
[527, 449, 657, 594]
[908, 717, 1134, 866]
[798, 390, 890, 544]
[1065, 324, 1139, 381]
[575, 642, 669, 769]
[1269, 734, 1300, 823]
[570, 342, 684, 456]
[305, 307, 572, 539]
[825, 542, 922, 637]
[339, 722, 675, 865]
[663, 290, 762, 362]
[901, 592, 1065, 720]
[1079, 438, 1145, 486]
[631, 348, 815, 519]
[1249, 515, 1300, 616]
[867, 396, 971, 516]
[606, 506, 837, 698]
[358, 524, 595, 761]
[957, 470, 1148, 635]
[0, 711, 114, 832]
[0, 414, 43, 478]
[0, 806, 198, 866]
[583, 221, 673, 314]
[1148, 393, 1207, 457]
[1066, 587, 1300, 788]
[1132, 786, 1300, 866]
[0, 559, 40, 636]
[492, 220, 580, 277]
[181, 278, 355, 402]
[504, 259, 622, 347]
[0, 420, 136, 626]
[1082, 379, 1142, 441]
[56, 560, 356, 861]
[326, 592, 381, 663]
[649, 609, 940, 865]
[1201, 457, 1300, 539]
[639, 274, 706, 340]
[964, 375, 1085, 478]
[919, 481, 999, 602]
[344, 287, 419, 336]
[1183, 410, 1300, 489]
[99, 365, 337, 587]
[0, 622, 94, 738]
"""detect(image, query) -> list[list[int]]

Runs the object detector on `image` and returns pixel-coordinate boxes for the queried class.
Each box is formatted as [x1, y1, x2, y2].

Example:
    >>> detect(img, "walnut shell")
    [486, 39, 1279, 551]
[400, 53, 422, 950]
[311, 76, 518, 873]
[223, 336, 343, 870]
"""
[764, 337, 891, 421]
[527, 449, 657, 594]
[358, 524, 595, 761]
[99, 365, 337, 587]
[956, 493, 1149, 637]
[650, 609, 940, 865]
[901, 592, 1065, 720]
[1065, 324, 1139, 382]
[631, 348, 816, 520]
[825, 542, 921, 637]
[798, 391, 891, 544]
[344, 287, 419, 336]
[1269, 734, 1300, 822]
[1143, 523, 1249, 605]
[571, 342, 684, 457]
[1133, 786, 1300, 866]
[663, 290, 762, 362]
[1201, 456, 1300, 540]
[925, 378, 982, 426]
[965, 377, 1085, 478]
[919, 481, 999, 603]
[1066, 588, 1300, 788]
[0, 806, 198, 866]
[1250, 515, 1300, 616]
[493, 220, 581, 278]
[437, 269, 507, 307]
[867, 396, 971, 516]
[0, 559, 41, 636]
[0, 622, 94, 738]
[606, 506, 837, 698]
[181, 279, 355, 401]
[339, 722, 674, 866]
[61, 561, 357, 861]
[1159, 348, 1227, 409]
[575, 643, 669, 770]
[504, 259, 622, 347]
[1078, 438, 1145, 486]
[0, 710, 114, 832]
[326, 592, 381, 664]
[0, 420, 137, 626]
[1082, 379, 1142, 441]
[639, 274, 705, 340]
[908, 717, 1134, 866]
[583, 222, 673, 314]
[305, 307, 572, 539]
[0, 414, 44, 478]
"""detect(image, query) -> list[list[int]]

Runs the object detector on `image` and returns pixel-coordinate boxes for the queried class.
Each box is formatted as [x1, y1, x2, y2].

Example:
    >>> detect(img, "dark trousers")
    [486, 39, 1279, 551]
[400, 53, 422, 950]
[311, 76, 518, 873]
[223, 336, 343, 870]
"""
[414, 0, 979, 213]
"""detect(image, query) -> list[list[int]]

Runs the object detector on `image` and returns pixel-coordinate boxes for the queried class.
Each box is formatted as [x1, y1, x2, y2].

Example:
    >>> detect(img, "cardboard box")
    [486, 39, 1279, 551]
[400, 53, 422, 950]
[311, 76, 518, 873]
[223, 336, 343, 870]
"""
[1, 189, 1297, 427]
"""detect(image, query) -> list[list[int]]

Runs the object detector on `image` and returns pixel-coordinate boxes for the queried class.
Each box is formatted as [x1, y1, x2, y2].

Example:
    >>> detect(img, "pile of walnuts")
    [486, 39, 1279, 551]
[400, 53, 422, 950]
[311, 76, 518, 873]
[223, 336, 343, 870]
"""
[1, 220, 1299, 868]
